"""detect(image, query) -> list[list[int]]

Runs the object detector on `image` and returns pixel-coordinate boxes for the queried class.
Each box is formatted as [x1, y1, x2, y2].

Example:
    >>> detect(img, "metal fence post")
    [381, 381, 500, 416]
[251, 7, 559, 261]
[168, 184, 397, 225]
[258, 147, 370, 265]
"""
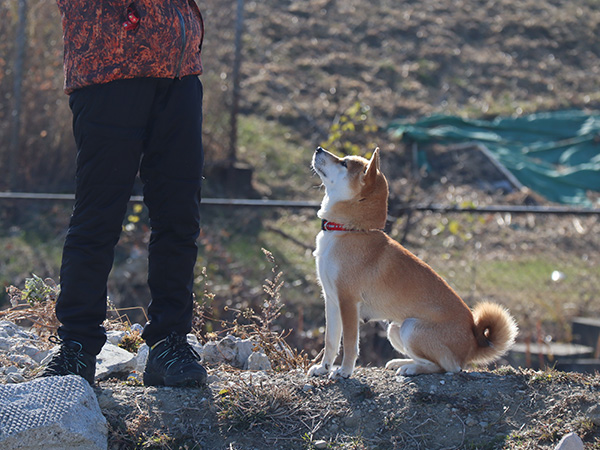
[9, 0, 27, 192]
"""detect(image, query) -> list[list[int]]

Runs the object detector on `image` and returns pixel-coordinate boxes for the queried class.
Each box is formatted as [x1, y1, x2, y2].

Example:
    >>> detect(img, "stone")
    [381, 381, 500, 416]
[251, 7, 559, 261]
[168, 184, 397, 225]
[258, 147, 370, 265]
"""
[314, 440, 328, 449]
[187, 334, 204, 359]
[0, 321, 38, 340]
[246, 351, 272, 371]
[202, 336, 255, 368]
[0, 375, 108, 450]
[343, 412, 361, 427]
[130, 323, 144, 334]
[587, 404, 600, 426]
[6, 373, 26, 384]
[133, 343, 150, 374]
[96, 389, 118, 410]
[95, 342, 136, 380]
[15, 344, 51, 364]
[0, 337, 11, 351]
[465, 417, 477, 427]
[554, 432, 584, 450]
[206, 374, 221, 384]
[8, 354, 36, 368]
[106, 330, 126, 346]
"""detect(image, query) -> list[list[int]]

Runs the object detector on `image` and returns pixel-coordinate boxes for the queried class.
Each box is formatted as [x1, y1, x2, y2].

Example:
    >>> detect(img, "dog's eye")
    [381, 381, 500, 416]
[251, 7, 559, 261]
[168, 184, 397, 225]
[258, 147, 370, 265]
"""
[340, 160, 348, 168]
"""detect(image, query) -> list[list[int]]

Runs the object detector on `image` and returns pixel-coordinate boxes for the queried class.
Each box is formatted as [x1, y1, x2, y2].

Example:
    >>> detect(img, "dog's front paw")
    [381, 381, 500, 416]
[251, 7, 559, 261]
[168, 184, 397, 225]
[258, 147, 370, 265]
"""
[329, 366, 352, 380]
[308, 363, 330, 377]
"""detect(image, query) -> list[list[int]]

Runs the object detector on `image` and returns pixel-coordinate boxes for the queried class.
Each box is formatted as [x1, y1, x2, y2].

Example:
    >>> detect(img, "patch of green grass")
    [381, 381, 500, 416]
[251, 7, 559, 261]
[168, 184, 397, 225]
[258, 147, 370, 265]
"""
[0, 235, 63, 308]
[527, 367, 587, 385]
[428, 247, 596, 339]
[416, 58, 440, 87]
[237, 114, 317, 199]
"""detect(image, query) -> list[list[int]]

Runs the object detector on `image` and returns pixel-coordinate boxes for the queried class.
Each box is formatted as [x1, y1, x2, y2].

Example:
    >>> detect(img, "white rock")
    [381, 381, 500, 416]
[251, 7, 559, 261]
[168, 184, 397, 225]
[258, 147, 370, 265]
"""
[187, 334, 204, 359]
[0, 321, 38, 340]
[15, 344, 51, 364]
[0, 337, 11, 351]
[6, 373, 26, 384]
[8, 354, 36, 368]
[202, 341, 227, 365]
[130, 323, 144, 333]
[133, 343, 150, 375]
[0, 375, 107, 450]
[202, 336, 256, 368]
[554, 432, 584, 450]
[246, 351, 272, 371]
[95, 342, 136, 380]
[106, 330, 126, 346]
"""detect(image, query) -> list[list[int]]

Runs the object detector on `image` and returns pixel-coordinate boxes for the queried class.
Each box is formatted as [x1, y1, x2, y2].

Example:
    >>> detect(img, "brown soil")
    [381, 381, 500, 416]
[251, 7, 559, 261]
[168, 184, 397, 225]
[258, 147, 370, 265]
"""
[99, 366, 600, 449]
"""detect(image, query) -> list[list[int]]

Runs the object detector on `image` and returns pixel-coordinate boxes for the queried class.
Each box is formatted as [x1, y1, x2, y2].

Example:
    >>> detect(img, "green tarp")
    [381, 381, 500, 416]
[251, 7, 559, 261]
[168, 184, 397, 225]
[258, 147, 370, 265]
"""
[388, 110, 600, 206]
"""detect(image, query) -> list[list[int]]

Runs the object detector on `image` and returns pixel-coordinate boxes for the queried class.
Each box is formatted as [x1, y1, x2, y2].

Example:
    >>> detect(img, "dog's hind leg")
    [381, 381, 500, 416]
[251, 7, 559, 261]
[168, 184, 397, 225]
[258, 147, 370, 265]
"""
[308, 295, 343, 377]
[386, 319, 461, 376]
[391, 318, 462, 376]
[385, 322, 415, 370]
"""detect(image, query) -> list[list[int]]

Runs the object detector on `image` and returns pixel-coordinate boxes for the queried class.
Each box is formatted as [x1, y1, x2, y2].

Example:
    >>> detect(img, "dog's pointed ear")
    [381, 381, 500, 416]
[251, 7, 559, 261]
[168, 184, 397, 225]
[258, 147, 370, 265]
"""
[364, 147, 380, 183]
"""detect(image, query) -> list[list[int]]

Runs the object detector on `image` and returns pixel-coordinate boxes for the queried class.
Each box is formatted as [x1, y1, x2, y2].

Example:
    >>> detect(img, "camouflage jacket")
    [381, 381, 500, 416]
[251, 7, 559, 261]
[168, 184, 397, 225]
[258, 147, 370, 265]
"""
[56, 0, 204, 94]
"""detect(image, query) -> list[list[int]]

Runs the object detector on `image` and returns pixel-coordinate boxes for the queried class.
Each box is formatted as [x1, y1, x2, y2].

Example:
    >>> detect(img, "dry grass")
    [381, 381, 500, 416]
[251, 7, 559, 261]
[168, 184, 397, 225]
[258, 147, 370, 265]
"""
[2, 275, 60, 343]
[192, 249, 312, 372]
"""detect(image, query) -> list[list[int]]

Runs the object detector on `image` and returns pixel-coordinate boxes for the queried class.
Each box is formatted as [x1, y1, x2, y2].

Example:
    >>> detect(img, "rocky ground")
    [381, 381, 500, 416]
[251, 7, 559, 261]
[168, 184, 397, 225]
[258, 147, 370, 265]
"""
[96, 366, 600, 450]
[1, 318, 600, 450]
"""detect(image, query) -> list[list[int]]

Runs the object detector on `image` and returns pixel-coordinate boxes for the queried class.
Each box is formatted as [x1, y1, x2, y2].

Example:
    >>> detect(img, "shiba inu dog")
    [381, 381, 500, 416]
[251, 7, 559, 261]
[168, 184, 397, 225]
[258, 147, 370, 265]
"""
[308, 146, 518, 379]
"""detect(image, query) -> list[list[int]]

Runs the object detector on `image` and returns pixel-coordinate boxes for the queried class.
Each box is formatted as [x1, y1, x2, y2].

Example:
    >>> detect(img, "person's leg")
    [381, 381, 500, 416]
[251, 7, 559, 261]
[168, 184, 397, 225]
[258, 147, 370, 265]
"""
[140, 75, 204, 347]
[55, 79, 157, 356]
[139, 75, 206, 386]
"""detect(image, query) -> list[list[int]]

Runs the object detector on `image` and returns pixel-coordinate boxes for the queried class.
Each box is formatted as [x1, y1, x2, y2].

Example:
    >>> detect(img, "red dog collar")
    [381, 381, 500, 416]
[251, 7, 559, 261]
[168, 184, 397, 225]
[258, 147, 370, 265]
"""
[321, 219, 385, 232]
[321, 219, 354, 232]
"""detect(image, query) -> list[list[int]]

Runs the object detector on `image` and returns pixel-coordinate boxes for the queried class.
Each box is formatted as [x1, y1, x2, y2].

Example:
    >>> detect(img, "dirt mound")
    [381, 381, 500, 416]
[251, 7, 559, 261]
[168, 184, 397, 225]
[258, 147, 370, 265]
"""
[100, 366, 600, 449]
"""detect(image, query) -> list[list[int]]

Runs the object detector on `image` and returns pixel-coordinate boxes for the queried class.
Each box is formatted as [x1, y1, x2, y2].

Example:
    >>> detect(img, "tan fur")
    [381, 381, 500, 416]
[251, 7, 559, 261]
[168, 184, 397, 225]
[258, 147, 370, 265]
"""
[308, 147, 518, 379]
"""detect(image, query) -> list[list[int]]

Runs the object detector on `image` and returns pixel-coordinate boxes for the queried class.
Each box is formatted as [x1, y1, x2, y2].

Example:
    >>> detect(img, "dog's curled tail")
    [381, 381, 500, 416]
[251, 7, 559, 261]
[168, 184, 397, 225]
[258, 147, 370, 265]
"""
[470, 301, 518, 365]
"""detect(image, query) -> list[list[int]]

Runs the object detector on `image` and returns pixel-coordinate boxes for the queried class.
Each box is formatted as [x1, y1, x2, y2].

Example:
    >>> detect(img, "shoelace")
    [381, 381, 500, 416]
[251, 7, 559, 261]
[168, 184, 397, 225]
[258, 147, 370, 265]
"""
[156, 333, 201, 370]
[46, 336, 89, 374]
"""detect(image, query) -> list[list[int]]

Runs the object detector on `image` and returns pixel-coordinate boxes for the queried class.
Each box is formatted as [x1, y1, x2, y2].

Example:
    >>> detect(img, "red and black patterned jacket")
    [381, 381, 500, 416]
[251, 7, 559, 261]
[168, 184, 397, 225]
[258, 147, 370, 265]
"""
[56, 0, 204, 94]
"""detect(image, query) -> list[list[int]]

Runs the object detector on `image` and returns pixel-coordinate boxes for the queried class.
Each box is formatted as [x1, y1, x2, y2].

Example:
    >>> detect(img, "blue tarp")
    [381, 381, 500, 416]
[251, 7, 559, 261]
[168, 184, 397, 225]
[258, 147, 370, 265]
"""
[388, 111, 600, 206]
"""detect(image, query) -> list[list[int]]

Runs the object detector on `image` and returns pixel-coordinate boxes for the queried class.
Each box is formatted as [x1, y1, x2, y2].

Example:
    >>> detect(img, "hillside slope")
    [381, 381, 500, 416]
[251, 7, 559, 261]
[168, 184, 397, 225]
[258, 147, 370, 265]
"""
[202, 0, 600, 136]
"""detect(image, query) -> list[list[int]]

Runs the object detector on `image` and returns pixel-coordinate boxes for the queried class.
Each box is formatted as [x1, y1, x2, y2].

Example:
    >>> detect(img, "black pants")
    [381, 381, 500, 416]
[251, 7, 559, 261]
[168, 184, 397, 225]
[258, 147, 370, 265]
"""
[56, 76, 204, 355]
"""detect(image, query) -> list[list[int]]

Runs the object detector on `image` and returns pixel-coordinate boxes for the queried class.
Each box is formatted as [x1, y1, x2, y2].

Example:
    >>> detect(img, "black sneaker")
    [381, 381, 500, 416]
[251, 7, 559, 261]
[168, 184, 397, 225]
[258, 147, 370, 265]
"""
[143, 332, 207, 387]
[39, 337, 96, 386]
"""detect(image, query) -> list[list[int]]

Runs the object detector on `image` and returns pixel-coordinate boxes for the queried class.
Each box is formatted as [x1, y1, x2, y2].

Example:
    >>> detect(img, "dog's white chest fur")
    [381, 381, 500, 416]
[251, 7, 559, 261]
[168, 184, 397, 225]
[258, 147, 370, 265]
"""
[314, 230, 341, 297]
